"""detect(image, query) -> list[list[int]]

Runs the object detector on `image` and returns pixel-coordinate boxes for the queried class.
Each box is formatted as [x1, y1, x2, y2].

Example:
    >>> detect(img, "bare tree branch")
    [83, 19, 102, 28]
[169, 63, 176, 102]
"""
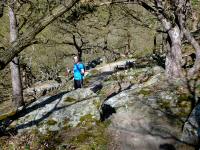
[0, 0, 79, 70]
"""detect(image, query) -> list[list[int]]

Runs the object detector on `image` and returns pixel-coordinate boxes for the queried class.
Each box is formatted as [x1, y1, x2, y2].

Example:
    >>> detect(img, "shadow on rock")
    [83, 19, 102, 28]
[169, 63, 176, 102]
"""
[0, 91, 69, 135]
[159, 143, 176, 150]
[100, 104, 116, 121]
[18, 91, 68, 119]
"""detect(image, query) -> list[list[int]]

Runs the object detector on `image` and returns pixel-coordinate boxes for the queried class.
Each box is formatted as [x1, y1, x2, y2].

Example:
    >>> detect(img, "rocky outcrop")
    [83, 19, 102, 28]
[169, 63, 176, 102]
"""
[23, 80, 71, 101]
[181, 104, 200, 146]
[102, 66, 193, 150]
[4, 65, 195, 149]
[95, 59, 136, 72]
[11, 88, 100, 134]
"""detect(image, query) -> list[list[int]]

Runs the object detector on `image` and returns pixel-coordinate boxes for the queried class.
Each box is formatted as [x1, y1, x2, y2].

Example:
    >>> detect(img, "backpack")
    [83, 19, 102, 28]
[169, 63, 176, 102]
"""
[82, 63, 86, 73]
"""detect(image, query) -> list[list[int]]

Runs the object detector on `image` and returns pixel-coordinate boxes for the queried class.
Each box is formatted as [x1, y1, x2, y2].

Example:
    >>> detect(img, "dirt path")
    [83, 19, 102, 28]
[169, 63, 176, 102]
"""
[95, 59, 135, 72]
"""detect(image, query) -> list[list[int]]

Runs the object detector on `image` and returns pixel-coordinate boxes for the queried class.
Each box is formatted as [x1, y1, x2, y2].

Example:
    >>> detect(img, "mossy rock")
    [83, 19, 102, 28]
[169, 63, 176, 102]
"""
[79, 114, 97, 125]
[177, 101, 192, 117]
[38, 121, 45, 127]
[37, 130, 61, 144]
[98, 81, 120, 99]
[62, 124, 71, 131]
[89, 69, 100, 76]
[178, 93, 191, 101]
[93, 99, 101, 109]
[105, 75, 117, 81]
[46, 119, 57, 126]
[107, 74, 126, 82]
[158, 100, 171, 110]
[138, 88, 151, 96]
[197, 84, 200, 90]
[98, 87, 110, 98]
[62, 118, 71, 130]
[64, 97, 77, 103]
[178, 101, 192, 107]
[175, 103, 191, 118]
[72, 130, 93, 143]
[70, 119, 111, 150]
[83, 77, 90, 86]
[63, 117, 70, 125]
[177, 93, 192, 111]
[28, 129, 62, 149]
[0, 110, 17, 121]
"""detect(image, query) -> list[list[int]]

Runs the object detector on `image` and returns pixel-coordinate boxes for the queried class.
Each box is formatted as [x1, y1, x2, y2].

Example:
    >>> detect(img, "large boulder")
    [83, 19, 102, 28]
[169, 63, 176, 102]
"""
[11, 88, 101, 134]
[23, 80, 64, 99]
[103, 66, 193, 149]
[99, 81, 131, 99]
[109, 112, 176, 150]
[4, 65, 195, 150]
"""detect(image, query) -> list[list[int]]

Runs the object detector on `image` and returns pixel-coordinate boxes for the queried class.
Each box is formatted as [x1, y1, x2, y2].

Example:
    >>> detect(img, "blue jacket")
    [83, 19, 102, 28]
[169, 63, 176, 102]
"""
[73, 63, 84, 80]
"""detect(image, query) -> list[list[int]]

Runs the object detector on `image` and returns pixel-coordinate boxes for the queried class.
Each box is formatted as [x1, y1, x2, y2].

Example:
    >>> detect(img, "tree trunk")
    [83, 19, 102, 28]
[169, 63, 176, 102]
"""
[72, 35, 83, 61]
[77, 49, 82, 61]
[192, 11, 198, 32]
[0, 0, 4, 17]
[165, 26, 183, 78]
[9, 2, 24, 108]
[183, 28, 200, 78]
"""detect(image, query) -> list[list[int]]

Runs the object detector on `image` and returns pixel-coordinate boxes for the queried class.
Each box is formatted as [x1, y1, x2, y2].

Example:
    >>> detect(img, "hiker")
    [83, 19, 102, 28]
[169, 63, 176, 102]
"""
[73, 56, 85, 89]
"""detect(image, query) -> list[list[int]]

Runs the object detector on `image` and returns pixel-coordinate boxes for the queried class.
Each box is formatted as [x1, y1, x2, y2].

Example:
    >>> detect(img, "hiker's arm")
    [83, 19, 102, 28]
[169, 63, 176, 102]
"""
[80, 64, 84, 74]
[81, 69, 84, 74]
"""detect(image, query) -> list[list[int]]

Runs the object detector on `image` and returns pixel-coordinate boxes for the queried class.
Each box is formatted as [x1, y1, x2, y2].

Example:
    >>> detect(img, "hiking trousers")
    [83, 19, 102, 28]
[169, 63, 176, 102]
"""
[74, 79, 83, 89]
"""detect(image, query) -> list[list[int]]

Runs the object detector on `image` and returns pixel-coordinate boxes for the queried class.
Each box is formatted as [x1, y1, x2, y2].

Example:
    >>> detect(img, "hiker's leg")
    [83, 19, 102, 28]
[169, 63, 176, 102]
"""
[77, 80, 82, 88]
[74, 80, 78, 89]
[81, 79, 83, 88]
[74, 80, 82, 89]
[74, 80, 76, 89]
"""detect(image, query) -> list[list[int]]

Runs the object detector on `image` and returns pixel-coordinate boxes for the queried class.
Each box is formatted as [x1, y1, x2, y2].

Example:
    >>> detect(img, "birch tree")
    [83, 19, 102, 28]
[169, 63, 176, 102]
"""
[9, 0, 24, 108]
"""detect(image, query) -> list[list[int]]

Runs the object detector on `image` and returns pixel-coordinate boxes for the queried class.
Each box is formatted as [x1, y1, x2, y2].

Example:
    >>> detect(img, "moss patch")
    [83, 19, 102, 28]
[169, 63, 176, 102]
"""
[79, 114, 97, 126]
[0, 110, 17, 121]
[46, 119, 57, 126]
[178, 93, 190, 101]
[175, 109, 191, 118]
[70, 119, 111, 150]
[83, 77, 90, 87]
[93, 99, 101, 109]
[177, 101, 192, 118]
[64, 97, 77, 103]
[89, 69, 100, 76]
[158, 100, 171, 110]
[37, 130, 62, 148]
[177, 93, 192, 114]
[107, 74, 126, 82]
[138, 88, 151, 96]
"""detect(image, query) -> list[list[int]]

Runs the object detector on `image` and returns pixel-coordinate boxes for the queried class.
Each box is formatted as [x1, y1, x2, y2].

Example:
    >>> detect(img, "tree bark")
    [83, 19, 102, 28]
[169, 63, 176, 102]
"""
[192, 11, 198, 32]
[165, 26, 183, 78]
[73, 34, 83, 61]
[77, 49, 82, 61]
[183, 28, 200, 78]
[9, 2, 24, 108]
[0, 0, 3, 17]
